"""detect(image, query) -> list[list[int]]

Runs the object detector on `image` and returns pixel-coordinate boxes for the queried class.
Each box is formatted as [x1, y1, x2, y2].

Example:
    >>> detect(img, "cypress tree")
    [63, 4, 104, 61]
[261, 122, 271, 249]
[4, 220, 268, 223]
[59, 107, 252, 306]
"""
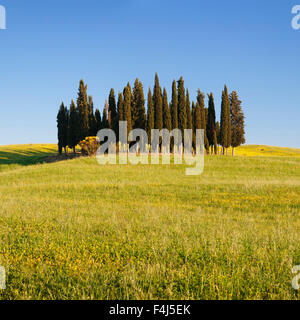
[153, 73, 163, 130]
[213, 130, 218, 155]
[88, 95, 94, 115]
[57, 102, 69, 154]
[186, 89, 192, 130]
[194, 102, 202, 131]
[68, 100, 79, 153]
[220, 85, 232, 155]
[95, 109, 102, 133]
[162, 88, 172, 131]
[197, 89, 209, 154]
[109, 88, 117, 133]
[216, 121, 221, 144]
[207, 93, 216, 154]
[191, 101, 196, 149]
[215, 121, 221, 154]
[102, 100, 110, 129]
[88, 96, 97, 136]
[230, 91, 245, 156]
[191, 101, 196, 128]
[132, 79, 146, 129]
[77, 80, 89, 141]
[123, 84, 132, 136]
[117, 92, 124, 121]
[170, 80, 178, 130]
[177, 77, 187, 136]
[146, 88, 154, 144]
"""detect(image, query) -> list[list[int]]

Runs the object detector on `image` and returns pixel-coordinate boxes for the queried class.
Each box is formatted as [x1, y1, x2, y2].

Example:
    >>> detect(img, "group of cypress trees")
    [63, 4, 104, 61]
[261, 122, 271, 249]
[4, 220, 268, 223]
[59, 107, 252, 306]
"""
[57, 75, 245, 155]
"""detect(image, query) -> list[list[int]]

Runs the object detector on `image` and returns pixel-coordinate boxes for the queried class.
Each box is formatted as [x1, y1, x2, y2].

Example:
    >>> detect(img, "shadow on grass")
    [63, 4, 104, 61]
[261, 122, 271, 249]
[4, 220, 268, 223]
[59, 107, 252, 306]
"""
[0, 146, 58, 167]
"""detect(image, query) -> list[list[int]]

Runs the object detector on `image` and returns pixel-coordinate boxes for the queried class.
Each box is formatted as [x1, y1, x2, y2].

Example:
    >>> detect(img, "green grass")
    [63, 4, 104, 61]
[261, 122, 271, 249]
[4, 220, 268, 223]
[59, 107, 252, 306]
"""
[0, 144, 57, 172]
[0, 144, 300, 300]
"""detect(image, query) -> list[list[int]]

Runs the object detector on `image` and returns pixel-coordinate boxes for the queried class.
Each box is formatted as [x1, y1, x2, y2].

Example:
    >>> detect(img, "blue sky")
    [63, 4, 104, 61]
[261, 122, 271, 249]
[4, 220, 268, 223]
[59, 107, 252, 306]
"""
[0, 0, 299, 147]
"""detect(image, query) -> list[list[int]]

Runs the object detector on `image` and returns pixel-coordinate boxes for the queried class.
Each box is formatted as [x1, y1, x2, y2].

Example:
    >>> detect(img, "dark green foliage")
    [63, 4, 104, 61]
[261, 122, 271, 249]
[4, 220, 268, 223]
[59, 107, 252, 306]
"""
[162, 88, 172, 131]
[123, 84, 132, 135]
[196, 90, 206, 130]
[230, 91, 245, 155]
[109, 89, 118, 133]
[220, 85, 232, 154]
[109, 89, 117, 121]
[192, 102, 202, 151]
[77, 80, 89, 141]
[56, 76, 245, 157]
[197, 89, 209, 153]
[191, 101, 196, 128]
[95, 109, 102, 133]
[57, 102, 69, 154]
[194, 102, 202, 131]
[191, 101, 196, 148]
[153, 73, 163, 130]
[102, 100, 110, 129]
[215, 121, 221, 145]
[170, 80, 178, 130]
[88, 96, 97, 136]
[68, 100, 79, 152]
[213, 130, 218, 155]
[146, 88, 154, 143]
[132, 79, 146, 130]
[177, 77, 187, 135]
[186, 89, 192, 130]
[117, 92, 124, 121]
[207, 93, 216, 153]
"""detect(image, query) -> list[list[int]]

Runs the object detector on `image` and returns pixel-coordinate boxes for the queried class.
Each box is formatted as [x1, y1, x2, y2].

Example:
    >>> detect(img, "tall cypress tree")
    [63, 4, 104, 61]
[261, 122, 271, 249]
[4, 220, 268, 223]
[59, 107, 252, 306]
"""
[102, 100, 110, 129]
[132, 79, 146, 130]
[215, 121, 221, 154]
[68, 100, 79, 153]
[77, 80, 89, 141]
[146, 87, 154, 144]
[109, 88, 117, 133]
[186, 89, 192, 130]
[191, 101, 196, 149]
[88, 95, 97, 136]
[207, 93, 216, 154]
[194, 102, 202, 139]
[220, 85, 232, 155]
[95, 109, 102, 133]
[153, 73, 163, 130]
[197, 89, 209, 153]
[191, 101, 196, 128]
[216, 121, 221, 144]
[117, 92, 124, 121]
[123, 84, 132, 136]
[230, 91, 245, 156]
[162, 88, 172, 131]
[177, 77, 187, 136]
[170, 80, 178, 130]
[57, 102, 69, 154]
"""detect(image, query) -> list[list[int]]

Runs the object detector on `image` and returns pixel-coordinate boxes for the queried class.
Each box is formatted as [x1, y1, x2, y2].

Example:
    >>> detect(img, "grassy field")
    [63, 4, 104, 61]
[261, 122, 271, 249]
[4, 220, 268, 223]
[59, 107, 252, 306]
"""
[0, 144, 299, 300]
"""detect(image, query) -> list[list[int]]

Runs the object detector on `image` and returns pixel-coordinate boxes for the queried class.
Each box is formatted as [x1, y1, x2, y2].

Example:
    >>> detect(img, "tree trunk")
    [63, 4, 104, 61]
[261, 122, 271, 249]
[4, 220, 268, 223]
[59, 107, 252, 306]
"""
[232, 147, 235, 156]
[73, 147, 76, 154]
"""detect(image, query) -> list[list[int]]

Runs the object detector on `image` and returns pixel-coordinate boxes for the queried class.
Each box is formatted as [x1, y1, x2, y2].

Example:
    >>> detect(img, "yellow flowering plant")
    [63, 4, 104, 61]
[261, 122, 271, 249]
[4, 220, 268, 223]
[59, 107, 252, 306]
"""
[79, 136, 100, 156]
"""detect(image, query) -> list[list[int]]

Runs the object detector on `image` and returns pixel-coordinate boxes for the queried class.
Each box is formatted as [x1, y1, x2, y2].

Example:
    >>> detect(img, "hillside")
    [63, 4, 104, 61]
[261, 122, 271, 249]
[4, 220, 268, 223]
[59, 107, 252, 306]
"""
[0, 144, 299, 299]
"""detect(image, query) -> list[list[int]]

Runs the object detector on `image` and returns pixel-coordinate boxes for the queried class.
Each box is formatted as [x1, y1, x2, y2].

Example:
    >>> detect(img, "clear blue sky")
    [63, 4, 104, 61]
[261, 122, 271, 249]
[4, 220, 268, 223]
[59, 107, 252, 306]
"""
[0, 0, 299, 147]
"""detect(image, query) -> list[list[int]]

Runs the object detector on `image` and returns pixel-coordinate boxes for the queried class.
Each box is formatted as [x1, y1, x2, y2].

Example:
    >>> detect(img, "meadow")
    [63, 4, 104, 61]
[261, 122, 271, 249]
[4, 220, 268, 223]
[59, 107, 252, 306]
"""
[0, 144, 299, 300]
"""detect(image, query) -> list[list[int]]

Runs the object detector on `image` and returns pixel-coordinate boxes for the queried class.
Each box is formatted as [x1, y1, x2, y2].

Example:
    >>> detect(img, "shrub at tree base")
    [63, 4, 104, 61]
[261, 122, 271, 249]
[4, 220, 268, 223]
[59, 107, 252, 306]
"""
[79, 136, 100, 156]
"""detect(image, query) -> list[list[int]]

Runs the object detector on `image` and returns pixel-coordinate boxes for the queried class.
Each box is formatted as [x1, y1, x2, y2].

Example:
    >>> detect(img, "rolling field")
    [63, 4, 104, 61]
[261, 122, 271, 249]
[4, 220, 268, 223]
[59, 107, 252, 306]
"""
[0, 144, 300, 300]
